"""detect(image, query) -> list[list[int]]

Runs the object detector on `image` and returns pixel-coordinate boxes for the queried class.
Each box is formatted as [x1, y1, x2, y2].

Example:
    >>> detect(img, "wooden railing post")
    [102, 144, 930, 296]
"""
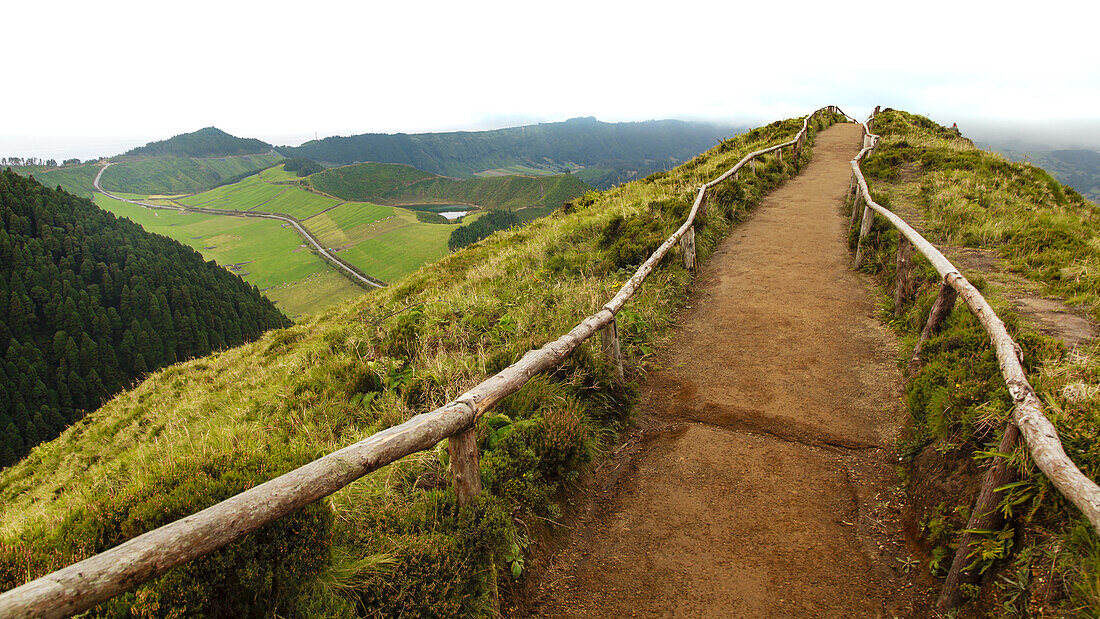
[680, 225, 696, 272]
[853, 203, 875, 268]
[751, 158, 757, 175]
[907, 280, 957, 374]
[776, 147, 783, 165]
[448, 428, 483, 507]
[698, 187, 708, 217]
[935, 424, 1020, 613]
[894, 235, 914, 316]
[600, 316, 624, 380]
[849, 184, 863, 230]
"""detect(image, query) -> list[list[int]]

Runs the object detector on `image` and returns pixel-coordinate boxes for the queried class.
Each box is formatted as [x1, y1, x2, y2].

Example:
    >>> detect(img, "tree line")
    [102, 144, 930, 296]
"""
[0, 169, 291, 467]
[1, 157, 83, 168]
[448, 210, 519, 250]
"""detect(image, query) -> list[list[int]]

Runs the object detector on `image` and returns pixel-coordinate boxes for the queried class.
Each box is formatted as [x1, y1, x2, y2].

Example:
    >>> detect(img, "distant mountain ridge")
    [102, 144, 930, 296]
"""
[308, 162, 592, 210]
[124, 127, 273, 159]
[279, 117, 743, 188]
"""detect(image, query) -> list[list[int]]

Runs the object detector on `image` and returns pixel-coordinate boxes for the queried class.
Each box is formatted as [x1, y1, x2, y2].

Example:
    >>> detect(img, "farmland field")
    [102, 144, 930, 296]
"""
[95, 194, 364, 317]
[303, 203, 459, 282]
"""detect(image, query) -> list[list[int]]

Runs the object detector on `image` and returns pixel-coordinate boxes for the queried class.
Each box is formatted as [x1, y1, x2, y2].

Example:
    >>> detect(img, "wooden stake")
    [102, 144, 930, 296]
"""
[849, 188, 863, 230]
[853, 203, 874, 268]
[448, 427, 483, 507]
[680, 225, 696, 272]
[751, 158, 757, 175]
[698, 187, 708, 217]
[935, 424, 1020, 613]
[600, 316, 624, 380]
[894, 235, 915, 317]
[907, 281, 957, 375]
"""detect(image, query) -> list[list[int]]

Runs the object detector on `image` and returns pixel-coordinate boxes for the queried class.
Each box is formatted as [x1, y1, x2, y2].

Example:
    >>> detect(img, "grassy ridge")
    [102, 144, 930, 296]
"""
[308, 162, 592, 210]
[100, 153, 284, 195]
[0, 114, 830, 615]
[855, 109, 1100, 614]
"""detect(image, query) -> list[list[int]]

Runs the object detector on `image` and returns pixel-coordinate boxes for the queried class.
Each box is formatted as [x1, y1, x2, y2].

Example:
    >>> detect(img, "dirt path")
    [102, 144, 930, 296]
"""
[526, 124, 928, 617]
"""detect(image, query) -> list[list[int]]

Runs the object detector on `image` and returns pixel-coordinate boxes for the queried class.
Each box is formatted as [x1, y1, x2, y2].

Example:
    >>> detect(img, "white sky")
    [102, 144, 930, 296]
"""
[2, 0, 1098, 159]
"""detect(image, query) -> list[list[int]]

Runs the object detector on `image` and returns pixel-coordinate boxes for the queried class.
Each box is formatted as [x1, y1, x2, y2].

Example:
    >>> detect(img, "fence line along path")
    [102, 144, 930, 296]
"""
[0, 111, 835, 618]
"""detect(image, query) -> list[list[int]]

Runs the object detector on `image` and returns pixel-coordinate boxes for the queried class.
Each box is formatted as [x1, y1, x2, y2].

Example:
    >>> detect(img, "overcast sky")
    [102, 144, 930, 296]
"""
[3, 0, 1098, 159]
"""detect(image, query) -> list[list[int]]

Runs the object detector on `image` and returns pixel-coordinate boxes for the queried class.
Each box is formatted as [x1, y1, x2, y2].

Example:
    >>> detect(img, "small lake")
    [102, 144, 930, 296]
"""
[438, 211, 468, 220]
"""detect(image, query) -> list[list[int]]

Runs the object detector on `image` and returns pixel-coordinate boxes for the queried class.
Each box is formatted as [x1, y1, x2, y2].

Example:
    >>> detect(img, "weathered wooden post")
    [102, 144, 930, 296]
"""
[776, 147, 783, 165]
[907, 281, 957, 374]
[698, 187, 708, 217]
[894, 235, 915, 316]
[849, 185, 863, 230]
[853, 202, 875, 268]
[448, 428, 483, 507]
[935, 424, 1020, 613]
[600, 317, 624, 380]
[751, 158, 757, 175]
[680, 225, 696, 271]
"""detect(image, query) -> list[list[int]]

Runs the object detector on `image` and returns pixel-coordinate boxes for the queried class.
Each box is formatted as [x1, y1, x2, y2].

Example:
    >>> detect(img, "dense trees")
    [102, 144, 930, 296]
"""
[124, 127, 272, 158]
[448, 210, 519, 250]
[0, 170, 290, 467]
[281, 158, 323, 177]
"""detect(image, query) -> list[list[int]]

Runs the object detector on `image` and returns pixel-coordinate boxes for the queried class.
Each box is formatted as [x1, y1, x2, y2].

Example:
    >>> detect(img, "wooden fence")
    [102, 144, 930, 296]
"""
[841, 106, 1100, 612]
[0, 108, 836, 618]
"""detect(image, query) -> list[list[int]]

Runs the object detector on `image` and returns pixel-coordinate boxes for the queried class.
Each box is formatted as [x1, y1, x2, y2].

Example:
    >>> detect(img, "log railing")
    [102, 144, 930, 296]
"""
[841, 106, 1100, 612]
[0, 107, 839, 618]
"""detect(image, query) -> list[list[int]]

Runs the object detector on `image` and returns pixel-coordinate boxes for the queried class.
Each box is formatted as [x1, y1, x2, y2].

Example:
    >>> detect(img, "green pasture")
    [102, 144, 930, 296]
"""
[177, 174, 286, 210]
[95, 194, 363, 317]
[303, 204, 455, 282]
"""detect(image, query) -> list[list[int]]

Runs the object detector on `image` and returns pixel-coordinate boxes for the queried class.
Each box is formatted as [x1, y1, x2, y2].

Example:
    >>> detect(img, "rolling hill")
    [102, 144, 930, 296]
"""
[123, 126, 273, 158]
[278, 116, 742, 188]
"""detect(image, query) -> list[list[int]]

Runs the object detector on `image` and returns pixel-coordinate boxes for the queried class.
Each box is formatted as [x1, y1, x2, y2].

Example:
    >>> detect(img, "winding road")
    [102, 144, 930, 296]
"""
[93, 164, 385, 289]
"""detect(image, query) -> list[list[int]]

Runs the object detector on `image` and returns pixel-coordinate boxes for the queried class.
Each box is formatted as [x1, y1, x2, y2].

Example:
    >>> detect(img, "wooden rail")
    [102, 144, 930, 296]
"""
[840, 107, 1100, 612]
[0, 107, 839, 618]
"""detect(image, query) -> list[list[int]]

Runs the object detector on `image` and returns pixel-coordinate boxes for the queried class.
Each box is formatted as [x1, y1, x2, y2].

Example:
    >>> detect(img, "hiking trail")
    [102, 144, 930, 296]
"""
[527, 123, 929, 617]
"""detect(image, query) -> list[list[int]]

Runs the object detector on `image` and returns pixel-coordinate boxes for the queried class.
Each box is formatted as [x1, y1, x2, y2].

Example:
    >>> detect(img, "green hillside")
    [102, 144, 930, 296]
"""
[12, 163, 102, 199]
[0, 114, 822, 615]
[0, 170, 290, 468]
[279, 116, 743, 189]
[124, 126, 272, 158]
[1000, 148, 1100, 204]
[99, 153, 284, 195]
[855, 109, 1100, 615]
[308, 162, 591, 210]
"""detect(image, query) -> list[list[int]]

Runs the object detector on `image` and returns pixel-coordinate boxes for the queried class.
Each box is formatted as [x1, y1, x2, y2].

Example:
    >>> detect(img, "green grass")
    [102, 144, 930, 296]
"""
[303, 203, 456, 282]
[0, 113, 824, 615]
[9, 163, 102, 199]
[260, 186, 340, 220]
[177, 173, 286, 210]
[474, 164, 561, 177]
[857, 109, 1100, 615]
[100, 154, 283, 195]
[94, 194, 363, 317]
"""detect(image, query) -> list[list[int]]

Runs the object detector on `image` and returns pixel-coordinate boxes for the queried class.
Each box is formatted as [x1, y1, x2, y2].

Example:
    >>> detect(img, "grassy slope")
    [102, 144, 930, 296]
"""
[9, 163, 102, 199]
[308, 162, 591, 209]
[94, 194, 363, 318]
[100, 153, 284, 195]
[856, 109, 1100, 615]
[0, 115, 823, 615]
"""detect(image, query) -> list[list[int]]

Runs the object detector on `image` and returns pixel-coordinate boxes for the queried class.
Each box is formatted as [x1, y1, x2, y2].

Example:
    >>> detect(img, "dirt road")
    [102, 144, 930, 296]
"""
[528, 123, 927, 617]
